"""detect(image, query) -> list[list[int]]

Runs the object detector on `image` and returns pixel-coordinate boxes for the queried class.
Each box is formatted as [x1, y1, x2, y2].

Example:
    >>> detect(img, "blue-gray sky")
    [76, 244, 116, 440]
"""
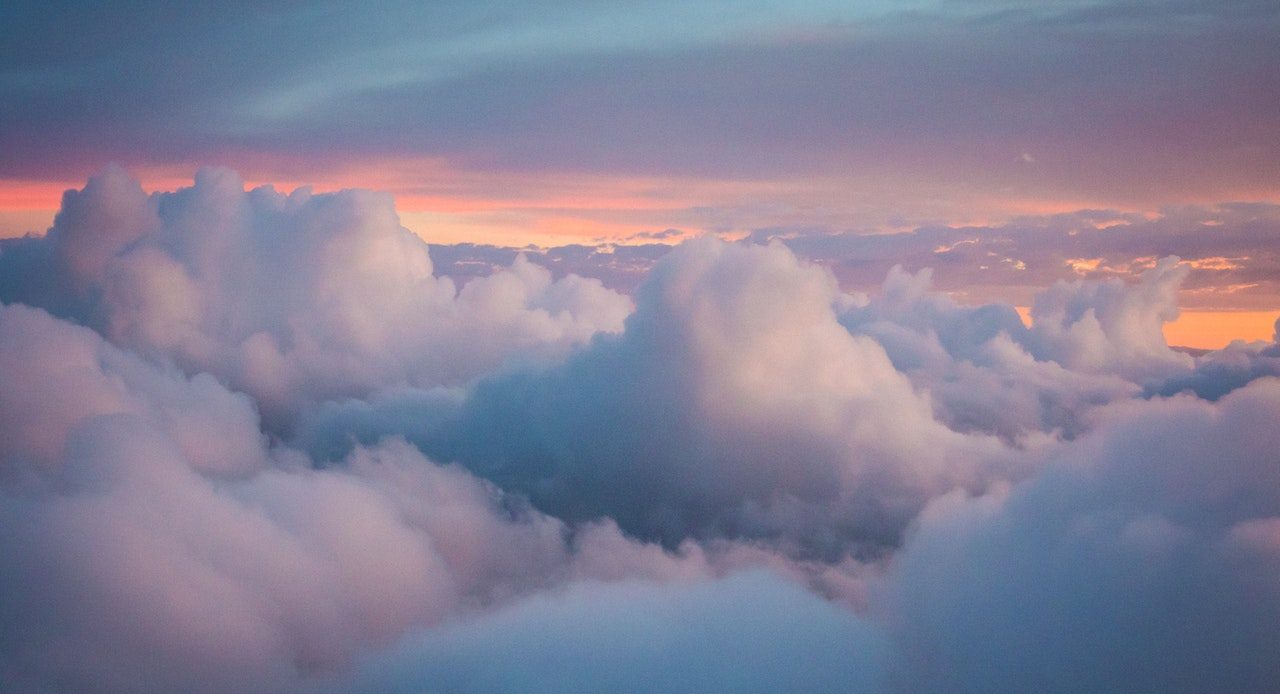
[3, 1, 1278, 242]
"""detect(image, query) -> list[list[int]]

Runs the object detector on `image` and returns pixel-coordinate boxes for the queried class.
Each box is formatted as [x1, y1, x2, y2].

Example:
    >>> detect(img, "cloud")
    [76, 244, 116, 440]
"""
[839, 265, 1140, 441]
[886, 377, 1280, 692]
[0, 301, 263, 476]
[0, 296, 884, 693]
[305, 238, 1215, 553]
[304, 237, 1024, 555]
[1024, 256, 1193, 382]
[0, 301, 763, 692]
[784, 203, 1280, 311]
[1147, 330, 1280, 401]
[0, 166, 631, 427]
[3, 168, 1280, 692]
[424, 203, 1280, 313]
[336, 571, 887, 694]
[427, 241, 673, 294]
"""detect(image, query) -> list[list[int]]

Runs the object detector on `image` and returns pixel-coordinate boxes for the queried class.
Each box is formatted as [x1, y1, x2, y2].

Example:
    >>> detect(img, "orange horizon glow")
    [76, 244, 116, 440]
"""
[1162, 310, 1280, 350]
[4, 163, 1278, 243]
[1014, 306, 1279, 350]
[0, 164, 752, 244]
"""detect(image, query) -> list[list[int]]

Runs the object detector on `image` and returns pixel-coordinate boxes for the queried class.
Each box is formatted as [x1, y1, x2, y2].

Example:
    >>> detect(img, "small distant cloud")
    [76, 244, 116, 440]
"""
[621, 228, 686, 242]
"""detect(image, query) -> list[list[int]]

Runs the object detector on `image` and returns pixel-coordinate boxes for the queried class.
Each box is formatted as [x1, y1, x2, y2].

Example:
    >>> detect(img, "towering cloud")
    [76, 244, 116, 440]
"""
[304, 238, 1015, 555]
[1026, 257, 1193, 382]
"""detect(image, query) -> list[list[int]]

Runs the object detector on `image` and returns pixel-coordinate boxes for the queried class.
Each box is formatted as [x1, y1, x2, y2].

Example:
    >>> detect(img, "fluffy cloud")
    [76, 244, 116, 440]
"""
[304, 238, 1014, 555]
[886, 377, 1280, 692]
[0, 302, 743, 693]
[4, 169, 1280, 692]
[1025, 256, 1193, 382]
[0, 302, 263, 476]
[838, 265, 1139, 441]
[0, 166, 631, 427]
[1148, 323, 1280, 401]
[307, 240, 1211, 554]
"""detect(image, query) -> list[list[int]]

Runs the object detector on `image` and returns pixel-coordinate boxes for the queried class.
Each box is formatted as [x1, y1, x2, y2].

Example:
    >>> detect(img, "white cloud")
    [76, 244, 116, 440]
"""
[0, 303, 728, 692]
[886, 377, 1280, 692]
[1027, 256, 1193, 382]
[2, 168, 1278, 692]
[0, 166, 631, 427]
[303, 237, 1013, 554]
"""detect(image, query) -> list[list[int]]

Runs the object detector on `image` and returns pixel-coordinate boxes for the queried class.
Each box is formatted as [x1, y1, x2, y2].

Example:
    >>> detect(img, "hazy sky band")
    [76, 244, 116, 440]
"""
[3, 1, 1277, 196]
[2, 0, 1278, 342]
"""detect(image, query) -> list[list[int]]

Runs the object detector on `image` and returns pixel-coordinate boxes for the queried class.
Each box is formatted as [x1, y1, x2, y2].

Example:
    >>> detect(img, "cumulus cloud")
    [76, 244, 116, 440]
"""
[305, 239, 1210, 554]
[0, 297, 886, 693]
[839, 265, 1139, 441]
[0, 166, 631, 427]
[1148, 331, 1280, 401]
[886, 377, 1280, 693]
[1026, 256, 1193, 382]
[304, 238, 1014, 556]
[3, 168, 1280, 692]
[0, 302, 738, 693]
[0, 302, 263, 477]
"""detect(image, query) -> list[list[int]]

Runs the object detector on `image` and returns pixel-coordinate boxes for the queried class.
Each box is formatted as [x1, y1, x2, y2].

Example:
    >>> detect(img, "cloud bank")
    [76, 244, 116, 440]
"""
[432, 202, 1280, 312]
[1, 169, 1278, 692]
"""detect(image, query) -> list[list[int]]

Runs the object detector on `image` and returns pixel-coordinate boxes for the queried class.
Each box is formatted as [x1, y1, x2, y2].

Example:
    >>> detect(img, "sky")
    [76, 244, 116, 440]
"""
[3, 0, 1280, 347]
[2, 2, 1280, 693]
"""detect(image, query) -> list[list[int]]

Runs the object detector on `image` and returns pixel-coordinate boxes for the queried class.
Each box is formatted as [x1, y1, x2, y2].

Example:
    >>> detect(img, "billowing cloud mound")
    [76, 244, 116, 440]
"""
[838, 265, 1138, 441]
[2, 169, 1279, 692]
[889, 377, 1280, 693]
[304, 241, 1212, 551]
[0, 302, 757, 692]
[0, 166, 631, 426]
[305, 238, 1011, 554]
[1026, 256, 1193, 382]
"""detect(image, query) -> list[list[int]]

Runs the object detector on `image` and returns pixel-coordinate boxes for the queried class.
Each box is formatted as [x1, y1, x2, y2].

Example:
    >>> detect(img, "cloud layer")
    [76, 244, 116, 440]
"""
[1, 169, 1278, 692]
[432, 202, 1280, 312]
